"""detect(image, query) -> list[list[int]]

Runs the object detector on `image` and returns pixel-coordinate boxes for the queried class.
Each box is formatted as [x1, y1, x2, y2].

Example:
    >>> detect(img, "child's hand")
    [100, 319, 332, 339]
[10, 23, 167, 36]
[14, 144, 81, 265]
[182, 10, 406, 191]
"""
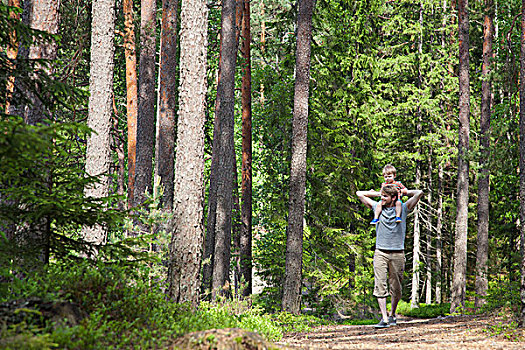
[401, 188, 408, 195]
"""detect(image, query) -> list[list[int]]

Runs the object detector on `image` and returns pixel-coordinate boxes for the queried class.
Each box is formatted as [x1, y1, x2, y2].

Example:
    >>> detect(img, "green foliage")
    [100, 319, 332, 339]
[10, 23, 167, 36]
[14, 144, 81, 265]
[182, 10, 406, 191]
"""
[0, 323, 57, 350]
[483, 320, 524, 342]
[395, 300, 452, 318]
[271, 312, 331, 333]
[340, 318, 377, 326]
[0, 118, 126, 268]
[0, 260, 287, 349]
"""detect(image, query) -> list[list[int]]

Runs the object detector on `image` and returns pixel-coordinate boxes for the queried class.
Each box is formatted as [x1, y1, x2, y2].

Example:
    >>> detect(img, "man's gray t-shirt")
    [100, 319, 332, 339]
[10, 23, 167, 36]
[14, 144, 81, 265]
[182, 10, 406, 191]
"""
[372, 201, 408, 250]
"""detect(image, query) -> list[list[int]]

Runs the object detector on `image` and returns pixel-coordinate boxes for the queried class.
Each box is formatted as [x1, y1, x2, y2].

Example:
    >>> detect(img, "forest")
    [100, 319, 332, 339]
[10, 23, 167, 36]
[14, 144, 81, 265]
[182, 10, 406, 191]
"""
[1, 0, 525, 348]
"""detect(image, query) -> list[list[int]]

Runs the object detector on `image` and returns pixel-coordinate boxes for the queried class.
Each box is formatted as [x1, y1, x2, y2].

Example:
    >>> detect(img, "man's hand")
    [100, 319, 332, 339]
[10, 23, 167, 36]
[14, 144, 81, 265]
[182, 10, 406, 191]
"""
[405, 190, 424, 211]
[356, 190, 379, 209]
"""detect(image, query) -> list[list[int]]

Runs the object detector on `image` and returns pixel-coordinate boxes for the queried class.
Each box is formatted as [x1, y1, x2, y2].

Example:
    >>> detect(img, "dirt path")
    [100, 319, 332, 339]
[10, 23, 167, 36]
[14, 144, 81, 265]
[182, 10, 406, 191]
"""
[277, 315, 525, 349]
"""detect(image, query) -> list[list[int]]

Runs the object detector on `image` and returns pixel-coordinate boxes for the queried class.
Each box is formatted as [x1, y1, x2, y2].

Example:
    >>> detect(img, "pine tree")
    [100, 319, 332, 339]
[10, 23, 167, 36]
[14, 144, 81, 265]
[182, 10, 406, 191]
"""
[123, 0, 138, 209]
[167, 0, 208, 307]
[475, 0, 494, 308]
[282, 0, 315, 314]
[451, 0, 470, 314]
[155, 0, 178, 211]
[83, 0, 116, 245]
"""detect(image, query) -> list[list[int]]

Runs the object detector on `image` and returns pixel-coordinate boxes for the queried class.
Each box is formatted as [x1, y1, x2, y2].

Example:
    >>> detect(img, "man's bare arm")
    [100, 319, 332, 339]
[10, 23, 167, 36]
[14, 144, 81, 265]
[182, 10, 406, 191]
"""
[405, 189, 424, 211]
[356, 190, 380, 209]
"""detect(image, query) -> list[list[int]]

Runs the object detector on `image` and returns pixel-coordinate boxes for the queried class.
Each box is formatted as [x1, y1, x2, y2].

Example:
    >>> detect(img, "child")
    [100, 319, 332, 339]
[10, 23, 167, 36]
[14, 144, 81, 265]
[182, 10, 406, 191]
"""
[370, 164, 407, 225]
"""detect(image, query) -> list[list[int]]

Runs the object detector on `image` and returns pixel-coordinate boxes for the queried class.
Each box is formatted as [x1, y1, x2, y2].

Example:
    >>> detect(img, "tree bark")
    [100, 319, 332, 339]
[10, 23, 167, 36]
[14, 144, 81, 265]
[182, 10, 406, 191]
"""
[167, 0, 208, 308]
[209, 0, 238, 300]
[4, 0, 22, 113]
[123, 0, 138, 209]
[82, 0, 116, 245]
[435, 163, 444, 303]
[240, 0, 253, 297]
[282, 0, 315, 314]
[451, 0, 470, 314]
[412, 3, 423, 309]
[426, 159, 433, 305]
[155, 0, 179, 210]
[411, 160, 421, 308]
[134, 0, 157, 210]
[519, 0, 525, 327]
[8, 0, 60, 124]
[475, 0, 493, 309]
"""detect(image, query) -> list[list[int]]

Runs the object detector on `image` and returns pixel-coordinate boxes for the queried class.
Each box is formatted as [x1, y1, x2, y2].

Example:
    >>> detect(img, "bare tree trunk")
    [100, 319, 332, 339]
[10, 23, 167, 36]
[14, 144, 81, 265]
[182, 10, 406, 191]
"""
[210, 0, 238, 300]
[519, 0, 525, 328]
[240, 0, 252, 297]
[167, 0, 208, 308]
[451, 0, 470, 314]
[123, 0, 138, 209]
[155, 0, 179, 210]
[436, 163, 444, 303]
[411, 161, 422, 308]
[426, 160, 433, 305]
[4, 0, 21, 113]
[134, 0, 157, 211]
[475, 0, 493, 309]
[411, 3, 423, 309]
[282, 0, 315, 314]
[82, 0, 116, 245]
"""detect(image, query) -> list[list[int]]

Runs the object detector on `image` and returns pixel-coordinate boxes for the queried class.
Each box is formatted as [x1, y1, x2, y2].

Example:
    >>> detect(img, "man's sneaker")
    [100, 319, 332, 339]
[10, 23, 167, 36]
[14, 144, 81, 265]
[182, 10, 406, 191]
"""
[395, 217, 402, 223]
[370, 219, 380, 225]
[374, 319, 390, 328]
[388, 316, 397, 326]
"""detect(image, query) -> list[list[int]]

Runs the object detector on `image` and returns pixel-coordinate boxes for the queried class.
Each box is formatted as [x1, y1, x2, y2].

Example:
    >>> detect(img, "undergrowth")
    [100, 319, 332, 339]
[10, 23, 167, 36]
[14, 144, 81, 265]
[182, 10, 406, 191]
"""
[0, 258, 288, 349]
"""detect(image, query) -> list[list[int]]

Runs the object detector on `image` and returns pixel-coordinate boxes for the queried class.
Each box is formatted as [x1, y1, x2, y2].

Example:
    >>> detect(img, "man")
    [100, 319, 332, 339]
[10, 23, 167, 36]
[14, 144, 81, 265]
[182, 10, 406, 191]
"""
[356, 184, 424, 328]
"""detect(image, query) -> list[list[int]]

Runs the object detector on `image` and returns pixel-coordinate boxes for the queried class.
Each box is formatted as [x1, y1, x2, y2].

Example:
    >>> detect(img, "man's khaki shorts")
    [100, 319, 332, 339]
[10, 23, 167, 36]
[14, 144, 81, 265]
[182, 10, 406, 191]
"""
[373, 249, 405, 299]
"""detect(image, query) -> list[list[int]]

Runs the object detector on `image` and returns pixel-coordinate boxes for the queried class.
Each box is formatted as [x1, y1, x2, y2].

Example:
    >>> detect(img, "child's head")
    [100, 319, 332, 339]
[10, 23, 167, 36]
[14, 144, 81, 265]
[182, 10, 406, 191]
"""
[382, 164, 397, 184]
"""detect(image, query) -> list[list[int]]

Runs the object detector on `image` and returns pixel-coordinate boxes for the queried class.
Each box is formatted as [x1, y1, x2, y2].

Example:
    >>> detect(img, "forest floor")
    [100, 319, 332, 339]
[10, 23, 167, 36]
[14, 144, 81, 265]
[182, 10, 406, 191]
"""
[277, 314, 525, 349]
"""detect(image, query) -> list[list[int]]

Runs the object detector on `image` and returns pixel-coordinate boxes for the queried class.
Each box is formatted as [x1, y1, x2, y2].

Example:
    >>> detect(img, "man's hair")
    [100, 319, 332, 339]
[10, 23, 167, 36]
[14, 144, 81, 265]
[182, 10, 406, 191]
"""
[382, 164, 397, 176]
[381, 184, 399, 200]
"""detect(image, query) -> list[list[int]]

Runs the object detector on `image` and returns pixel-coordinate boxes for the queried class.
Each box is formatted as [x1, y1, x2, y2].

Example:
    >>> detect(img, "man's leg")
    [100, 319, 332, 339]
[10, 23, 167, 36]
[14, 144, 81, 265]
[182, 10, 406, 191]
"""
[388, 251, 405, 320]
[391, 296, 400, 317]
[377, 297, 389, 322]
[373, 250, 390, 324]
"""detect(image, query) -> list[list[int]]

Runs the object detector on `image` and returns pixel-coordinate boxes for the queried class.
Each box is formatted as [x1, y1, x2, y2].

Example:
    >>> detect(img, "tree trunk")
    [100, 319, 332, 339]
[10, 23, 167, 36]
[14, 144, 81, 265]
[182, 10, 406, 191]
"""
[411, 160, 421, 309]
[123, 0, 138, 209]
[82, 0, 116, 245]
[282, 0, 315, 314]
[436, 163, 444, 303]
[451, 0, 470, 314]
[240, 0, 253, 298]
[519, 0, 525, 328]
[4, 0, 22, 113]
[426, 160, 433, 305]
[411, 3, 423, 309]
[155, 0, 179, 210]
[9, 0, 60, 124]
[210, 0, 238, 300]
[475, 0, 493, 309]
[134, 0, 157, 210]
[167, 0, 208, 308]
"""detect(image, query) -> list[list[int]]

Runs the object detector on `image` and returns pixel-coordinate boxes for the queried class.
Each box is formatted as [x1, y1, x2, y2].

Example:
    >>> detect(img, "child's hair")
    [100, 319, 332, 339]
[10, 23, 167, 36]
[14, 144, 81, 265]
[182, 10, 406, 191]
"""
[382, 164, 397, 176]
[382, 184, 399, 200]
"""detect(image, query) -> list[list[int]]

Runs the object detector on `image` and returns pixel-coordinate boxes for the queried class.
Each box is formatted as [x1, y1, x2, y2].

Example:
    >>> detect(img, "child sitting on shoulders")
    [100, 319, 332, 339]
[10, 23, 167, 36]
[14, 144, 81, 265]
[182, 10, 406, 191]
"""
[370, 164, 407, 225]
